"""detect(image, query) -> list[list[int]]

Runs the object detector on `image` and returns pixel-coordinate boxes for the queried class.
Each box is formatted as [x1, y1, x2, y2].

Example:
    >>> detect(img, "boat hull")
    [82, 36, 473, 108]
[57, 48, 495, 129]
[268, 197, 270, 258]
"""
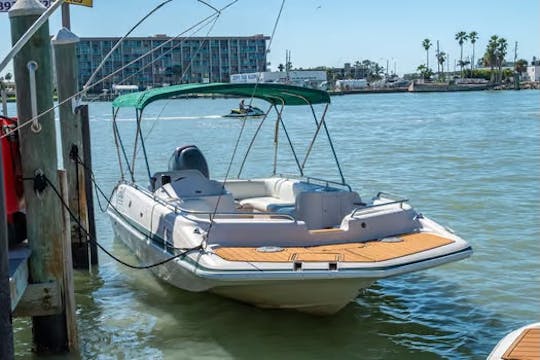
[211, 278, 373, 315]
[108, 181, 471, 315]
[110, 211, 373, 314]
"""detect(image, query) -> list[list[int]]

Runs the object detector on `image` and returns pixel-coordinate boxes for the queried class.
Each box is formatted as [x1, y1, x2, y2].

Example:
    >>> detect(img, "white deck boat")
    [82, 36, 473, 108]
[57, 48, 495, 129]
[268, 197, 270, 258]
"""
[107, 83, 472, 314]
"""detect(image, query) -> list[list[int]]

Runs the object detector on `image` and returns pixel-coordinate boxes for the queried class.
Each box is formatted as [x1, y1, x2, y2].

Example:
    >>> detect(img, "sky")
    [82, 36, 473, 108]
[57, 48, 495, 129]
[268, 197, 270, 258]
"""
[1, 0, 539, 77]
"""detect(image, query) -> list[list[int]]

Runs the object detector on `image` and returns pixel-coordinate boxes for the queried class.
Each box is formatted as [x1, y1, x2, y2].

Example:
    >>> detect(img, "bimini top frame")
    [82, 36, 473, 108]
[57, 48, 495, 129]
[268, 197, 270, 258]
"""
[111, 82, 347, 186]
[112, 82, 331, 111]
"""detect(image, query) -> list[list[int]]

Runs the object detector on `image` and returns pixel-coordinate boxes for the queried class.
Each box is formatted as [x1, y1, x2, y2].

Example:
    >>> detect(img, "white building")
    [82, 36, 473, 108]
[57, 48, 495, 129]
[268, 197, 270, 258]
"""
[230, 71, 327, 89]
[526, 65, 540, 82]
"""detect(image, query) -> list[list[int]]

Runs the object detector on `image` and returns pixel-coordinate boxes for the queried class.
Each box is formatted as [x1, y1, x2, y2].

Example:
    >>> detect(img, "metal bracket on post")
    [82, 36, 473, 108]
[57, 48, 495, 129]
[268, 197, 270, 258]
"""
[27, 60, 41, 133]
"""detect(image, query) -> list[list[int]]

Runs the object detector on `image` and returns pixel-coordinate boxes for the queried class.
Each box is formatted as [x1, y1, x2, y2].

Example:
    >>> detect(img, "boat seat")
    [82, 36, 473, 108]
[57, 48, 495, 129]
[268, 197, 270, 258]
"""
[154, 169, 227, 198]
[226, 178, 361, 227]
[230, 178, 322, 213]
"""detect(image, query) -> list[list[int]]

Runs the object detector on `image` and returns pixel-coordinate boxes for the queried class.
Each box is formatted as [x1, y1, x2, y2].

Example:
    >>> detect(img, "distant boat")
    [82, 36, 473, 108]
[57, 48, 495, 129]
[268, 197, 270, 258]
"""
[408, 79, 489, 92]
[224, 105, 265, 118]
[487, 322, 540, 360]
[107, 83, 472, 315]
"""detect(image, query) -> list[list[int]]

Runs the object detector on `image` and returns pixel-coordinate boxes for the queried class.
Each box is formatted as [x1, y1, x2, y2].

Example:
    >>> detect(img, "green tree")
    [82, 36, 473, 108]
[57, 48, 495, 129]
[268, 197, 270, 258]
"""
[277, 63, 284, 72]
[422, 38, 432, 69]
[436, 51, 447, 80]
[483, 35, 499, 82]
[515, 59, 528, 73]
[495, 37, 508, 82]
[468, 31, 478, 72]
[455, 31, 469, 77]
[5, 73, 12, 81]
[417, 64, 433, 80]
[285, 61, 293, 72]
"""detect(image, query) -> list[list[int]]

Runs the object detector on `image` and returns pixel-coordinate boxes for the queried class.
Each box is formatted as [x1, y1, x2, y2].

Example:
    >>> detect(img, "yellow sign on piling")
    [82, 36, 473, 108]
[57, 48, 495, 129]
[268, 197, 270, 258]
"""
[65, 0, 93, 7]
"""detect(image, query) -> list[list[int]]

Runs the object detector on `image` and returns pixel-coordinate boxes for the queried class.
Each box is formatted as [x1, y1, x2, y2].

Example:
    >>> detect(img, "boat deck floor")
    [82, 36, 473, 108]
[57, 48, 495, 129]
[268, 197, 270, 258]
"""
[213, 233, 454, 263]
[502, 328, 540, 360]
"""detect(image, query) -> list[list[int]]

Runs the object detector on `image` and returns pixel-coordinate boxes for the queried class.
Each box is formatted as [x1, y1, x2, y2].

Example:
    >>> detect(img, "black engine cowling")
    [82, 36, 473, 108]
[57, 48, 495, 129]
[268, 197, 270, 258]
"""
[168, 145, 209, 178]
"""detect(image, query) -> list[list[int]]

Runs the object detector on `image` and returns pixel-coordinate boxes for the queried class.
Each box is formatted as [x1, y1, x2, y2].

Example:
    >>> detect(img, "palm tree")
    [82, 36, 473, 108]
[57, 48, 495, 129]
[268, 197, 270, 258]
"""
[416, 64, 433, 80]
[515, 59, 528, 74]
[483, 35, 498, 82]
[277, 63, 284, 72]
[436, 51, 447, 80]
[468, 31, 478, 72]
[495, 37, 508, 82]
[422, 39, 432, 69]
[354, 61, 362, 78]
[455, 31, 469, 77]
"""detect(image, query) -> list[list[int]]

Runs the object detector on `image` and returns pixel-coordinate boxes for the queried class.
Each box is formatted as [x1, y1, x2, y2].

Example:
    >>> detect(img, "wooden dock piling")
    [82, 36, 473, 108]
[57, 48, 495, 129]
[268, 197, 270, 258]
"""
[53, 28, 97, 269]
[9, 0, 76, 353]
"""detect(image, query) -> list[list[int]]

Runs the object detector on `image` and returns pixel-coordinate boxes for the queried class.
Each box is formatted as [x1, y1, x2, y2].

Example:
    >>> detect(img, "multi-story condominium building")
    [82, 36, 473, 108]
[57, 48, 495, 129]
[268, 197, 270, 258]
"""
[77, 34, 270, 93]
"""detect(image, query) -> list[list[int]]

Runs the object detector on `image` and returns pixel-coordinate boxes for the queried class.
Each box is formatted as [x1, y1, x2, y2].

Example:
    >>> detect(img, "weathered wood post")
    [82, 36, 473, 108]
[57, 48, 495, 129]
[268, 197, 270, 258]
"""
[9, 0, 72, 353]
[0, 134, 14, 360]
[53, 28, 95, 269]
[80, 104, 98, 266]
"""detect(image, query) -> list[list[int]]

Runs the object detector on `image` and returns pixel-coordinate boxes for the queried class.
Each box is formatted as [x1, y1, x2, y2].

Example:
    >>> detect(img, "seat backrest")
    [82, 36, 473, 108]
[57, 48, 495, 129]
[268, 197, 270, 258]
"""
[223, 179, 267, 200]
[155, 169, 225, 198]
[296, 190, 362, 229]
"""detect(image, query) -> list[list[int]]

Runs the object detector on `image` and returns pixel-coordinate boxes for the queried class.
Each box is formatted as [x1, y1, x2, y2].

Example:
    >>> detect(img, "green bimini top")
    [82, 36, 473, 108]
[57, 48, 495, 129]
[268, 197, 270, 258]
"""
[112, 82, 331, 111]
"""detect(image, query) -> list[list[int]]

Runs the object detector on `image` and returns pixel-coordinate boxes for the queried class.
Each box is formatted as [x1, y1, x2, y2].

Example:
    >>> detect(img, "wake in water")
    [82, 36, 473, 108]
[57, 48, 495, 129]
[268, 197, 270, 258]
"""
[91, 114, 226, 122]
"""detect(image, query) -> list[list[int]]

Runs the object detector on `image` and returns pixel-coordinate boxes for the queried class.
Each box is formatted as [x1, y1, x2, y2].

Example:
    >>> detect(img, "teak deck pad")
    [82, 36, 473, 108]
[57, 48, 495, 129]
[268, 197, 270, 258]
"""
[502, 328, 540, 360]
[213, 233, 454, 263]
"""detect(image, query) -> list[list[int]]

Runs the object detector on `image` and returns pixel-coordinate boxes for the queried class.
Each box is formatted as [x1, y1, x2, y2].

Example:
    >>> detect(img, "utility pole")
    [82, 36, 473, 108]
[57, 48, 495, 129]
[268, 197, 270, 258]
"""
[436, 40, 440, 78]
[514, 41, 519, 90]
[9, 0, 73, 353]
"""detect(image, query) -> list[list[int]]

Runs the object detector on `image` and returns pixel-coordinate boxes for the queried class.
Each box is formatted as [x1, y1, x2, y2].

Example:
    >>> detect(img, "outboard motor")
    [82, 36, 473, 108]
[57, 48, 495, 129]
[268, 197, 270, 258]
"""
[168, 145, 209, 178]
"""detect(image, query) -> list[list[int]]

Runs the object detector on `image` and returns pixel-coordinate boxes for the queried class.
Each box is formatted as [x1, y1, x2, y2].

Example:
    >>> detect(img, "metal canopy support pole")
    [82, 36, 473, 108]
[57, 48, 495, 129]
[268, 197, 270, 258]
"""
[111, 107, 126, 181]
[308, 103, 345, 185]
[275, 108, 303, 177]
[237, 103, 272, 178]
[132, 110, 152, 184]
[137, 110, 152, 184]
[9, 0, 71, 353]
[272, 104, 284, 176]
[131, 109, 141, 177]
[302, 103, 329, 170]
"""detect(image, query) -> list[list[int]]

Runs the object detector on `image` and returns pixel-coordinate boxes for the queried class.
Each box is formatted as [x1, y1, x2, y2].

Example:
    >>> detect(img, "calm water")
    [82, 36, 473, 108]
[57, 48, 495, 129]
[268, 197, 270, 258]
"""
[10, 90, 540, 359]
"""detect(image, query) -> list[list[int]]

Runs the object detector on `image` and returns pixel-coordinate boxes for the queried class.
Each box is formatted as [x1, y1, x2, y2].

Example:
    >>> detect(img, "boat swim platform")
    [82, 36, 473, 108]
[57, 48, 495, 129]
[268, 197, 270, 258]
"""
[213, 233, 454, 263]
[502, 328, 540, 360]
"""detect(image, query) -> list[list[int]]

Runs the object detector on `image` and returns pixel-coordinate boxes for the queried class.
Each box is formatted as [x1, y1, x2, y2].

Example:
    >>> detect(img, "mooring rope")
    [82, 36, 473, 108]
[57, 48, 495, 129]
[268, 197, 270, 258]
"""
[23, 173, 203, 270]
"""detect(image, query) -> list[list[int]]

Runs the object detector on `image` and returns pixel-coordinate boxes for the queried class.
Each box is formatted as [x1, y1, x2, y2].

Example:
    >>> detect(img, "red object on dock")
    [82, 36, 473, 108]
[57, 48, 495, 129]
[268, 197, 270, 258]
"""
[1, 116, 25, 245]
[1, 116, 24, 220]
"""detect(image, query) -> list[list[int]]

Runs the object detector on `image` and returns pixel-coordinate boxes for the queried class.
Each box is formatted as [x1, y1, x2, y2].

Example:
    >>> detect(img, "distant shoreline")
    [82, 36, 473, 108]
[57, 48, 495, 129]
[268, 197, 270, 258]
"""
[2, 83, 538, 104]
